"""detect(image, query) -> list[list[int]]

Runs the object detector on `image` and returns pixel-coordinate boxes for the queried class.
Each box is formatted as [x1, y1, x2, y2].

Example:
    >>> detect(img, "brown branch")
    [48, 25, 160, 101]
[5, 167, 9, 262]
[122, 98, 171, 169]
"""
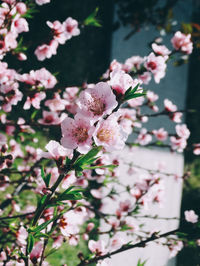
[78, 228, 179, 265]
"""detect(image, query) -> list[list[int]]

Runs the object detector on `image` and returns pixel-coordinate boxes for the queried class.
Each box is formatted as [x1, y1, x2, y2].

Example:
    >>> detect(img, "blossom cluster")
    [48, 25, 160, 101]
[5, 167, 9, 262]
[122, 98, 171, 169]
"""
[0, 1, 199, 265]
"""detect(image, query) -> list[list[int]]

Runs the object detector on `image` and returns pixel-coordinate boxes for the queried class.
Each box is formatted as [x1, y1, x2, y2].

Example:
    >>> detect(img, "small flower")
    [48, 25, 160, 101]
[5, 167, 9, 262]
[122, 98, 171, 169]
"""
[152, 43, 171, 56]
[171, 31, 193, 54]
[170, 136, 186, 152]
[88, 240, 107, 256]
[184, 210, 198, 223]
[193, 144, 200, 155]
[93, 114, 128, 151]
[38, 111, 61, 125]
[152, 128, 168, 141]
[41, 140, 73, 160]
[164, 99, 177, 112]
[136, 128, 152, 146]
[61, 114, 95, 154]
[109, 69, 134, 95]
[144, 53, 167, 83]
[77, 82, 118, 122]
[45, 93, 67, 111]
[35, 0, 50, 5]
[63, 17, 80, 40]
[176, 124, 190, 139]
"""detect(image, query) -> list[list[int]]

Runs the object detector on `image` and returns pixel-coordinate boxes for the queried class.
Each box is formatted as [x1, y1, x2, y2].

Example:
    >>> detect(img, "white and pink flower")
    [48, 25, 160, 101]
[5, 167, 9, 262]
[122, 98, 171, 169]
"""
[93, 114, 128, 151]
[144, 52, 167, 83]
[152, 128, 168, 141]
[171, 31, 193, 54]
[77, 82, 118, 122]
[88, 240, 107, 255]
[184, 210, 198, 223]
[61, 114, 95, 154]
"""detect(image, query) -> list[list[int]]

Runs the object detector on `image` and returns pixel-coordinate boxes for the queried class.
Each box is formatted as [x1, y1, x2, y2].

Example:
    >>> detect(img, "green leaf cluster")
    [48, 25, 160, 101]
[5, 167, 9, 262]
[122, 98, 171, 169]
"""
[84, 8, 101, 27]
[124, 84, 146, 102]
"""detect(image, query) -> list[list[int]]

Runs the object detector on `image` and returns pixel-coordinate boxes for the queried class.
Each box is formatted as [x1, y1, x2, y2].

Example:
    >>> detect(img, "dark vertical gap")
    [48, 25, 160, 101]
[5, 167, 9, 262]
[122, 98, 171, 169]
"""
[177, 2, 200, 266]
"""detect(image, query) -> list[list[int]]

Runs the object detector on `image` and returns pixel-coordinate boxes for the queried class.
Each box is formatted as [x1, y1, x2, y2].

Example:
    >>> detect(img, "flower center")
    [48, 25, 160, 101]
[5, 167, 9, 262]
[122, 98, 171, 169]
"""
[147, 61, 157, 70]
[44, 115, 53, 123]
[97, 128, 113, 142]
[74, 127, 88, 143]
[89, 96, 106, 116]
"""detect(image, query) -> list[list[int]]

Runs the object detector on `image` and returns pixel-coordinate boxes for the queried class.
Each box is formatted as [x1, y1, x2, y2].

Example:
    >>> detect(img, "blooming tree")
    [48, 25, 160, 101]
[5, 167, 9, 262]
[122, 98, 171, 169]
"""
[0, 1, 199, 266]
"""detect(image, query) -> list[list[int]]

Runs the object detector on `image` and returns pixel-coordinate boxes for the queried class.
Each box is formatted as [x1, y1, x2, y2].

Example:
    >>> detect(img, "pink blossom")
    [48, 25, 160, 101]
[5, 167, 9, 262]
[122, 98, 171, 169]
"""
[35, 0, 50, 5]
[123, 55, 144, 72]
[138, 71, 152, 85]
[169, 240, 183, 258]
[93, 114, 128, 152]
[16, 226, 28, 246]
[170, 136, 187, 152]
[62, 171, 77, 189]
[47, 20, 67, 44]
[109, 69, 134, 95]
[171, 112, 182, 123]
[0, 133, 7, 146]
[171, 31, 193, 54]
[144, 52, 167, 83]
[16, 2, 27, 15]
[124, 217, 139, 232]
[4, 32, 18, 50]
[41, 140, 72, 160]
[176, 124, 190, 139]
[110, 233, 126, 251]
[35, 40, 58, 61]
[38, 111, 61, 125]
[88, 240, 107, 255]
[63, 86, 79, 114]
[147, 91, 159, 102]
[61, 114, 95, 154]
[63, 17, 80, 40]
[20, 68, 57, 89]
[77, 82, 118, 122]
[109, 59, 123, 72]
[45, 93, 67, 111]
[30, 242, 43, 264]
[60, 209, 87, 237]
[193, 144, 200, 155]
[17, 52, 27, 61]
[152, 43, 171, 56]
[52, 235, 64, 249]
[164, 99, 177, 112]
[152, 128, 168, 141]
[23, 92, 46, 110]
[184, 210, 198, 223]
[128, 95, 145, 108]
[11, 17, 29, 34]
[118, 199, 133, 213]
[136, 128, 152, 145]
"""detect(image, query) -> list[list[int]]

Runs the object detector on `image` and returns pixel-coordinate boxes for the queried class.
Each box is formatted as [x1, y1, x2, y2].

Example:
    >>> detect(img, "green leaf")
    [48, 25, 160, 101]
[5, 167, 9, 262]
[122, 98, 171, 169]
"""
[31, 110, 38, 120]
[57, 186, 85, 201]
[124, 83, 146, 101]
[84, 7, 101, 27]
[84, 164, 117, 171]
[37, 195, 47, 209]
[31, 217, 55, 233]
[74, 146, 101, 168]
[57, 186, 84, 201]
[41, 167, 51, 187]
[27, 234, 34, 254]
[57, 193, 83, 201]
[34, 232, 49, 239]
[137, 259, 147, 266]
